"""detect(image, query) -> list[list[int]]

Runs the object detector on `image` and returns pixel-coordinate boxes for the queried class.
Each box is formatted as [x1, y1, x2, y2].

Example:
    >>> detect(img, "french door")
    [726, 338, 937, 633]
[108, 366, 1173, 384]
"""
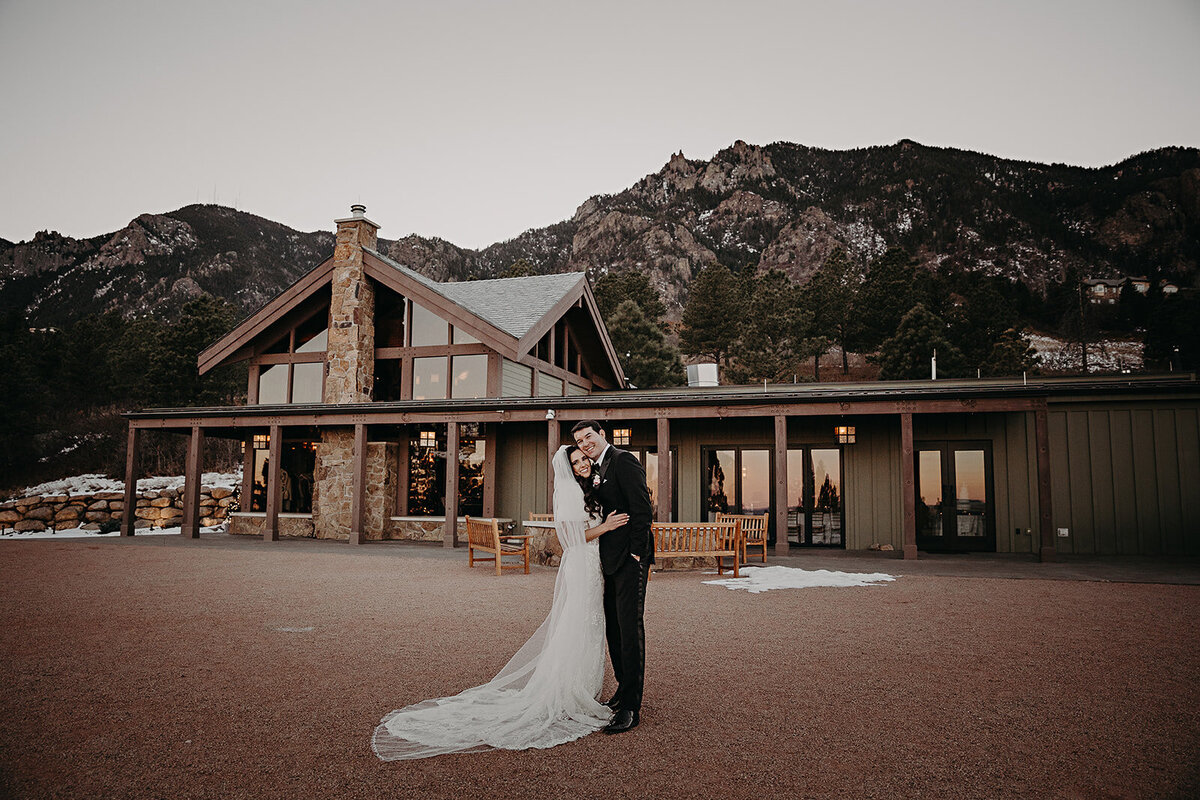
[787, 448, 843, 547]
[915, 441, 995, 552]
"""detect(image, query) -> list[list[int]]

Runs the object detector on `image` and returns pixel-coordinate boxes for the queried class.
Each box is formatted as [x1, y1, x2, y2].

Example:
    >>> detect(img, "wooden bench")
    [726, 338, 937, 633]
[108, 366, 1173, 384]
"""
[650, 521, 740, 578]
[716, 512, 769, 564]
[466, 516, 531, 575]
[527, 513, 554, 522]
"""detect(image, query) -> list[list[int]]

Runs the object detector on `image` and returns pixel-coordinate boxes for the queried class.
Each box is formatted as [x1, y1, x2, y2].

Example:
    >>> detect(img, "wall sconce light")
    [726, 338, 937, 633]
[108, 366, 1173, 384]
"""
[835, 425, 856, 444]
[419, 430, 437, 449]
[613, 428, 632, 446]
[253, 434, 269, 449]
[545, 409, 556, 420]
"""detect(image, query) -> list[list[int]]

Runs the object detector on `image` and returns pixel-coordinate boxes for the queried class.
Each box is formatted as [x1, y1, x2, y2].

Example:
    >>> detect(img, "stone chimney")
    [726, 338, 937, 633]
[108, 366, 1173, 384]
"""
[325, 204, 379, 403]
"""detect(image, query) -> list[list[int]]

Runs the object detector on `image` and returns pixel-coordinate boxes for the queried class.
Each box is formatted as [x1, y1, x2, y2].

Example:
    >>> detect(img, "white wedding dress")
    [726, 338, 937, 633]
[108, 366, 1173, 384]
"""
[371, 446, 611, 760]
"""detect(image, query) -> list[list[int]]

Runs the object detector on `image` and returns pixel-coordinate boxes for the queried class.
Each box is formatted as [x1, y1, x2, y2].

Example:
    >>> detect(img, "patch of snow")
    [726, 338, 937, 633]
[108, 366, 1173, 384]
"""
[703, 565, 897, 593]
[0, 524, 224, 540]
[12, 471, 241, 500]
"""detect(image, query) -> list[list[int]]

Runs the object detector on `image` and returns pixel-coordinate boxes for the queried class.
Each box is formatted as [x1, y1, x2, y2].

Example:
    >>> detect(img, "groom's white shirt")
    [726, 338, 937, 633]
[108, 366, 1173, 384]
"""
[593, 443, 611, 473]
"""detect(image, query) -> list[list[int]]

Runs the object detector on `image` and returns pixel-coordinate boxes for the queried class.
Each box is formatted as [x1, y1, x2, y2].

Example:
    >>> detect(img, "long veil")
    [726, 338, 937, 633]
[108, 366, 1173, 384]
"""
[371, 445, 609, 760]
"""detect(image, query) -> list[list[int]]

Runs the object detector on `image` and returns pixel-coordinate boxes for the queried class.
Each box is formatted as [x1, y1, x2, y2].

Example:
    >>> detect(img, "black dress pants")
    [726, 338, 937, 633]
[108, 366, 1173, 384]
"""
[603, 555, 649, 713]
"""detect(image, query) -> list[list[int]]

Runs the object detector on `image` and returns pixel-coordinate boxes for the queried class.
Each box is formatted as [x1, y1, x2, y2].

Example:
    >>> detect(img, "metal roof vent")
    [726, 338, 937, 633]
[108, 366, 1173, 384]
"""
[686, 363, 719, 387]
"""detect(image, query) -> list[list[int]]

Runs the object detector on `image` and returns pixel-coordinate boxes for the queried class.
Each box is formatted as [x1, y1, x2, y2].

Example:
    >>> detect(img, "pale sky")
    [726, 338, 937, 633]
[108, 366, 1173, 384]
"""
[1, 0, 1197, 250]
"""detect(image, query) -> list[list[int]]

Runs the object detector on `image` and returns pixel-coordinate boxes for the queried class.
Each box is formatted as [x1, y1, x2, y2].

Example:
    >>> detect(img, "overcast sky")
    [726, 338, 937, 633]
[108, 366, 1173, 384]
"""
[1, 0, 1197, 250]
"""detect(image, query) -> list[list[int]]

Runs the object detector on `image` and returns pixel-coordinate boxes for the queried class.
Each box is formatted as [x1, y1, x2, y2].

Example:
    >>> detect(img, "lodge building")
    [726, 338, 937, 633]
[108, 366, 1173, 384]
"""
[122, 207, 1200, 560]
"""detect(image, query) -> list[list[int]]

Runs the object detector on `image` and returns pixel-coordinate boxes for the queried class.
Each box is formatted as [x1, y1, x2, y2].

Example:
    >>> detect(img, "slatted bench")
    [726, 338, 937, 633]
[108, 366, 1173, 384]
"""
[465, 516, 531, 575]
[651, 521, 740, 578]
[716, 512, 769, 564]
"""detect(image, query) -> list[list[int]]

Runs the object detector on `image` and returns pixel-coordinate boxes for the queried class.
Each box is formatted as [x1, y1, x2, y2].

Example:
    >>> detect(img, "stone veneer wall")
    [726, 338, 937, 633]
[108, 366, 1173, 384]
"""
[324, 213, 377, 405]
[313, 434, 396, 540]
[0, 486, 236, 532]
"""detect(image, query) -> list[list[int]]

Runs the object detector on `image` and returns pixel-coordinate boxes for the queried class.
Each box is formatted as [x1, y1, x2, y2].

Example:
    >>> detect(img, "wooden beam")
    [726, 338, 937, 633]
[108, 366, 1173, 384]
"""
[181, 426, 204, 539]
[444, 422, 460, 547]
[1035, 407, 1056, 562]
[264, 425, 282, 542]
[121, 426, 138, 537]
[901, 413, 917, 559]
[656, 417, 671, 522]
[547, 418, 560, 515]
[774, 415, 789, 557]
[349, 423, 368, 545]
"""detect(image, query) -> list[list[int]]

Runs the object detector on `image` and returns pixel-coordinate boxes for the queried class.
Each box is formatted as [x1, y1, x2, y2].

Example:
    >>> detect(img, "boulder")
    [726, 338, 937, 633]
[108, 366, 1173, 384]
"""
[200, 516, 223, 527]
[16, 496, 43, 507]
[134, 507, 160, 520]
[108, 500, 124, 511]
[81, 522, 102, 531]
[210, 487, 233, 500]
[158, 507, 183, 519]
[85, 511, 113, 522]
[14, 519, 47, 532]
[217, 496, 234, 507]
[158, 488, 179, 500]
[54, 507, 82, 522]
[87, 499, 110, 511]
[95, 492, 124, 501]
[134, 519, 153, 529]
[43, 495, 70, 503]
[26, 506, 55, 522]
[150, 497, 172, 508]
[0, 510, 21, 523]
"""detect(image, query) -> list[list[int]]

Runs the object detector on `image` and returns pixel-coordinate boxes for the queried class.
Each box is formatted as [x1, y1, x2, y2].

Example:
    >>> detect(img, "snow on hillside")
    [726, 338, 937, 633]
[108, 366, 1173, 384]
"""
[1028, 333, 1144, 374]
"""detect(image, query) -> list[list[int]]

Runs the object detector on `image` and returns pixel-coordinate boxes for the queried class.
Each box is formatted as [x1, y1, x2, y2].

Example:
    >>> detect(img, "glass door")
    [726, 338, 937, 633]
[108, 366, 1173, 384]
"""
[915, 441, 995, 552]
[786, 447, 844, 548]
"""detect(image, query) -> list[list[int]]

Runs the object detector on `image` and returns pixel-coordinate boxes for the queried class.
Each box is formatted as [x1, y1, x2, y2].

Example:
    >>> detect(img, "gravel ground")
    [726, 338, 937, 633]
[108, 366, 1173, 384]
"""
[2, 535, 1198, 800]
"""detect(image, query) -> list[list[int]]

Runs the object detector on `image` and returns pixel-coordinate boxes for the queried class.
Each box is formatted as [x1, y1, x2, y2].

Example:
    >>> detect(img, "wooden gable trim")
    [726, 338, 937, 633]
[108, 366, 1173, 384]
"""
[514, 277, 625, 388]
[362, 251, 521, 360]
[198, 258, 336, 375]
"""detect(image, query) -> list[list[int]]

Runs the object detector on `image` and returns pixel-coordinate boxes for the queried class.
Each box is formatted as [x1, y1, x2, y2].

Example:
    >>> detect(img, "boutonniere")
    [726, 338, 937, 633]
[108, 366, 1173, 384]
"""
[592, 472, 601, 488]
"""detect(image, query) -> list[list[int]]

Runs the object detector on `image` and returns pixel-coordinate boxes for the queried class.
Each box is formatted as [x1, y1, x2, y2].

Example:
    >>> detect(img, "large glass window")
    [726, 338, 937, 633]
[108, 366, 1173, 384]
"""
[410, 302, 448, 346]
[407, 425, 487, 517]
[250, 436, 315, 514]
[258, 364, 288, 404]
[452, 326, 480, 345]
[451, 354, 488, 399]
[291, 362, 324, 403]
[374, 359, 403, 402]
[376, 291, 406, 348]
[412, 357, 446, 400]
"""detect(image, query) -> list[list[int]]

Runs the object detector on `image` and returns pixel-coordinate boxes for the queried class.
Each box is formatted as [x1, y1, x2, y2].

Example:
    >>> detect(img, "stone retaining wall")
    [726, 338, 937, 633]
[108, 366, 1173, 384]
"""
[0, 486, 236, 532]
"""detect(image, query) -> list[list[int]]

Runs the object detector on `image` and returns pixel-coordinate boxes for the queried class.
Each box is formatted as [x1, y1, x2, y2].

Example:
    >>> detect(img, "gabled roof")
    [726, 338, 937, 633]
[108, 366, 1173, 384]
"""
[365, 249, 583, 339]
[199, 246, 626, 388]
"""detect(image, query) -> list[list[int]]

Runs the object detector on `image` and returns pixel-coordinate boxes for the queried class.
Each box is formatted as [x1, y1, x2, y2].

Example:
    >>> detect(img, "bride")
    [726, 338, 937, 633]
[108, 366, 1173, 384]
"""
[372, 444, 628, 760]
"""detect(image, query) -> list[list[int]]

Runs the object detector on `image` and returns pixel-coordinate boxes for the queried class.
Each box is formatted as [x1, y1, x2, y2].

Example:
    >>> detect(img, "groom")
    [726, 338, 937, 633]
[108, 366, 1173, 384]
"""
[571, 419, 654, 734]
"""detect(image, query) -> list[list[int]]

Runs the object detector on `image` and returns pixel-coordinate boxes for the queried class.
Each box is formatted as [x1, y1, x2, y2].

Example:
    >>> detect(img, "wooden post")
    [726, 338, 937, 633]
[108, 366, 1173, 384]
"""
[901, 413, 918, 559]
[444, 422, 459, 548]
[121, 426, 139, 537]
[656, 417, 671, 522]
[774, 415, 789, 558]
[483, 425, 497, 517]
[241, 437, 255, 513]
[181, 426, 204, 539]
[349, 423, 368, 545]
[1035, 407, 1056, 562]
[397, 426, 410, 517]
[264, 425, 281, 542]
[547, 418, 560, 514]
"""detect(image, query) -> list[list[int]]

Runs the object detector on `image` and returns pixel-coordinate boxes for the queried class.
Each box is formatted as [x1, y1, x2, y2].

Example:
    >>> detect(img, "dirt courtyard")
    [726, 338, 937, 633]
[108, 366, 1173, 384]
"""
[2, 535, 1198, 800]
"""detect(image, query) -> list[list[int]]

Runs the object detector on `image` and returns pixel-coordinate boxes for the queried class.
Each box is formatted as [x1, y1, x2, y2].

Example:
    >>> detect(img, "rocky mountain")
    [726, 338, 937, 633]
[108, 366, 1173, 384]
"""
[3, 140, 1198, 328]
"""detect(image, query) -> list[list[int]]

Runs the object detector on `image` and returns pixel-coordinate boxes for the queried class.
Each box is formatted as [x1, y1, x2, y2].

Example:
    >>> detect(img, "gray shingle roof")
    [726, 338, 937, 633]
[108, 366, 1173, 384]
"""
[366, 248, 584, 339]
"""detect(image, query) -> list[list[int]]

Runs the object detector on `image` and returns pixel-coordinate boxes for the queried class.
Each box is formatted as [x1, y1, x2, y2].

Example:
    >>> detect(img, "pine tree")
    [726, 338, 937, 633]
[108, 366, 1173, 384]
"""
[979, 328, 1040, 377]
[873, 303, 967, 379]
[726, 269, 805, 384]
[608, 300, 685, 389]
[679, 263, 747, 371]
[593, 271, 666, 325]
[856, 246, 923, 350]
[803, 248, 862, 375]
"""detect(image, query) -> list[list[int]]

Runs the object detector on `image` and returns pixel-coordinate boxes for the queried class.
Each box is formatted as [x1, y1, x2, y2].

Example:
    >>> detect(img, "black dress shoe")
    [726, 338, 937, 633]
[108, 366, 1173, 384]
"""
[604, 710, 639, 734]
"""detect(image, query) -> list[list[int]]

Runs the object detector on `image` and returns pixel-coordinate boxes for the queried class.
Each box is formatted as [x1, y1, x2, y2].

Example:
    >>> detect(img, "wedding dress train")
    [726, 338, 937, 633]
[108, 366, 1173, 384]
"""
[372, 447, 610, 760]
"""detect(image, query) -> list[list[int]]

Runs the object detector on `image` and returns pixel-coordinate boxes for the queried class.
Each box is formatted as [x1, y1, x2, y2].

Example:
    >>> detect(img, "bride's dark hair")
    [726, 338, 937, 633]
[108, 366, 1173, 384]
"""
[566, 444, 603, 517]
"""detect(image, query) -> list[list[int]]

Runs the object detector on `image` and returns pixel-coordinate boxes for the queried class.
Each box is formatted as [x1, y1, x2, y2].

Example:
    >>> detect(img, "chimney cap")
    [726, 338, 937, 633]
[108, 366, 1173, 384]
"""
[350, 203, 366, 218]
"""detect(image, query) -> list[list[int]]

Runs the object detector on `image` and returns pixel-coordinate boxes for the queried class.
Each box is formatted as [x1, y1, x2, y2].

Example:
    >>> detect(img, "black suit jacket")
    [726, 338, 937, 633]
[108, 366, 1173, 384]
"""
[594, 446, 655, 575]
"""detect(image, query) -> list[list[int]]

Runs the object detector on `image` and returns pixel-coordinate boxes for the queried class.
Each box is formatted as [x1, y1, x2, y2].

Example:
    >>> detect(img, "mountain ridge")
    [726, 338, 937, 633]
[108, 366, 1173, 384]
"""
[3, 139, 1197, 329]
